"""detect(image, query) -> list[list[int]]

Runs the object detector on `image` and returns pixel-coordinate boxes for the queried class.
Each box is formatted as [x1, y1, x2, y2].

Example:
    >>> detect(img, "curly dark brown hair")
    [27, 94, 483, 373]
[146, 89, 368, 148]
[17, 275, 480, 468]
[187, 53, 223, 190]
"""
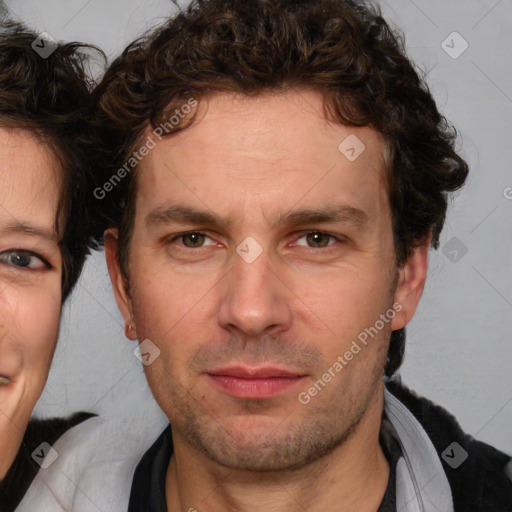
[0, 17, 103, 301]
[93, 0, 469, 376]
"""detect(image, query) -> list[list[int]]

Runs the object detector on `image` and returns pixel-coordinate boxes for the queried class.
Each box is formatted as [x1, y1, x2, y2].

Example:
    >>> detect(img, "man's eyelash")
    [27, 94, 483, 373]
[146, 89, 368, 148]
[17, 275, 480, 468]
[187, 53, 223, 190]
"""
[167, 231, 344, 247]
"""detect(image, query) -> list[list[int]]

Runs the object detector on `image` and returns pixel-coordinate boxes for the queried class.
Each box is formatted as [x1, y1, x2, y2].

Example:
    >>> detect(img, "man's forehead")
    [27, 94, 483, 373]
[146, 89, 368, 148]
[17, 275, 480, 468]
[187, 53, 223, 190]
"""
[135, 91, 390, 215]
[141, 90, 388, 159]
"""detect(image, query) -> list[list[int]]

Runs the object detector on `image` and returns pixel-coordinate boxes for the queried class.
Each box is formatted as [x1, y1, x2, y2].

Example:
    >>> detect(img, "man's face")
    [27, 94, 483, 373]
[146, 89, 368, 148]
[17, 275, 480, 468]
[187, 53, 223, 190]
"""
[107, 91, 426, 471]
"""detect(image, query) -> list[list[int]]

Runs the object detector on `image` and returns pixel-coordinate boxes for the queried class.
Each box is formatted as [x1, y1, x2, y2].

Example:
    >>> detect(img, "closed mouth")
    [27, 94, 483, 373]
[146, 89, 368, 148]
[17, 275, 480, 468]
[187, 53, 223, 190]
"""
[208, 365, 305, 379]
[0, 375, 12, 385]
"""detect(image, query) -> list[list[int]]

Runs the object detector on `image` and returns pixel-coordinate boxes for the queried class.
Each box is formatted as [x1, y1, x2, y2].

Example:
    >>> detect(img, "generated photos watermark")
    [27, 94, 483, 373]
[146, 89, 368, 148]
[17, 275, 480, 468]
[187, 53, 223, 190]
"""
[94, 97, 198, 200]
[298, 302, 403, 405]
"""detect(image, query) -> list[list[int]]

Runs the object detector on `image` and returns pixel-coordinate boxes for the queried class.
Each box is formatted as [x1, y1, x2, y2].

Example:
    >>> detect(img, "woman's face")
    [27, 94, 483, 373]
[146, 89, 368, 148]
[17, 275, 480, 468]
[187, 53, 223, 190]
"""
[0, 127, 63, 478]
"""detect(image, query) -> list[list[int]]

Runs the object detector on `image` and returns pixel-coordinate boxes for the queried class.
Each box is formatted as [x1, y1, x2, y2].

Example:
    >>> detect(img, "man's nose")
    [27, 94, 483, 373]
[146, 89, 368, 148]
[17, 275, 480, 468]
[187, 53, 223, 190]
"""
[217, 245, 293, 338]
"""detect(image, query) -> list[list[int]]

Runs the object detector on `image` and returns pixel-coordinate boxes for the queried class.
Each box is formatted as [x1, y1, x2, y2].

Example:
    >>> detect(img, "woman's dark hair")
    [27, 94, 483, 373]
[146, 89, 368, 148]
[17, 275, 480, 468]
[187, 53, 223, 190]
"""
[0, 17, 103, 302]
[93, 0, 469, 375]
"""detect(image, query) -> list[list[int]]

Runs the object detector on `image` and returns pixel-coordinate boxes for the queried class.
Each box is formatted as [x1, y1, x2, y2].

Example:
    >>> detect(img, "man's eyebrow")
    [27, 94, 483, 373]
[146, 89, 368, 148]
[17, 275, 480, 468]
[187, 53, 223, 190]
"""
[276, 205, 368, 229]
[146, 205, 229, 229]
[145, 204, 368, 230]
[0, 222, 58, 242]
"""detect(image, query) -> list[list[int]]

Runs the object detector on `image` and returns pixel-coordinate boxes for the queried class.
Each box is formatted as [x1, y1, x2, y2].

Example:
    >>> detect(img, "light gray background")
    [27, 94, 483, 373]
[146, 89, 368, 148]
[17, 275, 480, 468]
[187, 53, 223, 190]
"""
[4, 0, 511, 452]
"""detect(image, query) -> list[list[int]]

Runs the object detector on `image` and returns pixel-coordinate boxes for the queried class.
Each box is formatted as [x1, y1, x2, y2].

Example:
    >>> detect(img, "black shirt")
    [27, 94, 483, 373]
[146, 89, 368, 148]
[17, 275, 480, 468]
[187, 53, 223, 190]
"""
[128, 417, 402, 512]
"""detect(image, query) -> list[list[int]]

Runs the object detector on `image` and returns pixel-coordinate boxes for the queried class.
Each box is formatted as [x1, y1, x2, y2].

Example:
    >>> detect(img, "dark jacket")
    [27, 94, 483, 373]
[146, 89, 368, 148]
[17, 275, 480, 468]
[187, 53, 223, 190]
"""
[387, 380, 512, 511]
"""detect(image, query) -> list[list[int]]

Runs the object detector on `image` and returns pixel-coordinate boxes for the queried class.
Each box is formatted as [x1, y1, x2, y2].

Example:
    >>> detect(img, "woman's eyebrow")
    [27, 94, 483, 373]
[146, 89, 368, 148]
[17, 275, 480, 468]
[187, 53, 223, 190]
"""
[0, 221, 58, 242]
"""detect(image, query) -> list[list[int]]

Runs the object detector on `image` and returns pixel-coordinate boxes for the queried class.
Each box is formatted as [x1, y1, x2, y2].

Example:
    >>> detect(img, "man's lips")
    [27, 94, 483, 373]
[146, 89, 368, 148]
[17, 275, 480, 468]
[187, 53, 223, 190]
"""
[209, 365, 304, 379]
[206, 366, 307, 399]
[0, 375, 12, 385]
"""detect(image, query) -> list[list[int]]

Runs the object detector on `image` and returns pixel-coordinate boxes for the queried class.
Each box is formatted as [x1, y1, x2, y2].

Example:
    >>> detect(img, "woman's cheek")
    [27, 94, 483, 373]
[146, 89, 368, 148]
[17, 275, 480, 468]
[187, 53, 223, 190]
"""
[20, 285, 62, 392]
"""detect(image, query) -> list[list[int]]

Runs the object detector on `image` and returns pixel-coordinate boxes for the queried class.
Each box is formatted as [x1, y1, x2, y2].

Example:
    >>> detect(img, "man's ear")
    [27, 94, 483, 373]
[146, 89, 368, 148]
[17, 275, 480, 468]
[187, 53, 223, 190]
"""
[104, 228, 137, 341]
[391, 237, 431, 331]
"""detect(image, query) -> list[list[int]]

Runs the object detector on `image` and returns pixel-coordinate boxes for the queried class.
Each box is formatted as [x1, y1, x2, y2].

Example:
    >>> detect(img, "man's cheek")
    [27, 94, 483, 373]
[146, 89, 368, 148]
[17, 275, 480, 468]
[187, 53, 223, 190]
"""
[143, 344, 184, 389]
[143, 356, 176, 403]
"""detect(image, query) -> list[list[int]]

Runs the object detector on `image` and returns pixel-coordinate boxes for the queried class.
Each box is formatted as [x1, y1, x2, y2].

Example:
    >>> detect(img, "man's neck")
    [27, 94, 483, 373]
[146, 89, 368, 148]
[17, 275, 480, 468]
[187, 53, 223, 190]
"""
[165, 388, 389, 512]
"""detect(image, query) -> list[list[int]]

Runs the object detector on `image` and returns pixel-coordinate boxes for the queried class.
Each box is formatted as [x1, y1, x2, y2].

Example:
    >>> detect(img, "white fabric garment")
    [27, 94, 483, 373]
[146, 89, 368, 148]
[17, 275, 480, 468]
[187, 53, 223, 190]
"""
[16, 412, 168, 512]
[385, 389, 454, 512]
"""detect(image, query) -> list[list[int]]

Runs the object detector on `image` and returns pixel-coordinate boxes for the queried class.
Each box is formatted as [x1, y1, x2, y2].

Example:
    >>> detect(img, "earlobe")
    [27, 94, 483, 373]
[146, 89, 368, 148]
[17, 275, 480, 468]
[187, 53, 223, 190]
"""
[104, 228, 138, 341]
[391, 241, 430, 331]
[124, 323, 137, 340]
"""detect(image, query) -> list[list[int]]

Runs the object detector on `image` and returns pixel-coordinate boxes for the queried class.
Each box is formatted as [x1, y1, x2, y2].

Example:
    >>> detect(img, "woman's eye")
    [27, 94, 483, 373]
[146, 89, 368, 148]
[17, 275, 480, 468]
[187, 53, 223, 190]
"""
[175, 232, 215, 249]
[295, 232, 338, 249]
[0, 250, 48, 270]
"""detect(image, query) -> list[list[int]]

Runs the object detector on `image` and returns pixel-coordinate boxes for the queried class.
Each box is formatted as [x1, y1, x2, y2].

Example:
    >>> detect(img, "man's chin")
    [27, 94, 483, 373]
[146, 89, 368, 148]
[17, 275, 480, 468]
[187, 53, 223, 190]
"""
[182, 413, 350, 473]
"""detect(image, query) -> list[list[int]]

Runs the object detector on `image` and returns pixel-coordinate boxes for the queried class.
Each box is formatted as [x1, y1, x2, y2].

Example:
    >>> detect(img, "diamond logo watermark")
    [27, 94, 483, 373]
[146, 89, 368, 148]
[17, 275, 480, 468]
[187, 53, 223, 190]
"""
[134, 338, 161, 366]
[31, 442, 58, 469]
[442, 442, 468, 469]
[441, 32, 469, 60]
[236, 236, 263, 264]
[31, 32, 58, 59]
[338, 134, 366, 162]
[442, 236, 468, 263]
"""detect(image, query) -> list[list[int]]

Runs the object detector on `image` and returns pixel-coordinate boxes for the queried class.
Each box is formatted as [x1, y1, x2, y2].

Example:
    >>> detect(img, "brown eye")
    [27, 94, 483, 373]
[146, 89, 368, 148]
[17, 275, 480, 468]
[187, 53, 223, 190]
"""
[181, 233, 207, 248]
[304, 232, 334, 248]
[298, 231, 335, 249]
